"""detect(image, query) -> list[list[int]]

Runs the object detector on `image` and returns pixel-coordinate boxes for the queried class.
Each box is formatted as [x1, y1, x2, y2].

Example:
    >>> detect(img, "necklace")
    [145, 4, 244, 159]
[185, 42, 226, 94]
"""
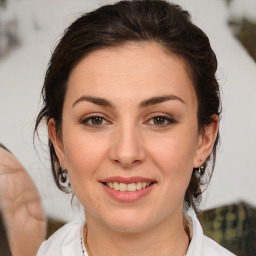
[80, 223, 188, 256]
[81, 223, 92, 256]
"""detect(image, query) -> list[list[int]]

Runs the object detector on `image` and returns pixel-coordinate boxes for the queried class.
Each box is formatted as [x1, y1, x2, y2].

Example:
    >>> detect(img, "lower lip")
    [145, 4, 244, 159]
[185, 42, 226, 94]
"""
[102, 183, 155, 202]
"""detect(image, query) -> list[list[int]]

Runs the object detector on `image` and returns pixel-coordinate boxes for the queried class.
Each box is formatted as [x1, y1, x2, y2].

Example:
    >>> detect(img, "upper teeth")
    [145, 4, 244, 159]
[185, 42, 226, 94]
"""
[106, 182, 151, 192]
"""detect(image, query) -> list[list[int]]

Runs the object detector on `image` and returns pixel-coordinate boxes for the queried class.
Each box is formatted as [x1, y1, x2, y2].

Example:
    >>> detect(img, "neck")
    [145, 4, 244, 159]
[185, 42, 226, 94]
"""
[84, 211, 190, 256]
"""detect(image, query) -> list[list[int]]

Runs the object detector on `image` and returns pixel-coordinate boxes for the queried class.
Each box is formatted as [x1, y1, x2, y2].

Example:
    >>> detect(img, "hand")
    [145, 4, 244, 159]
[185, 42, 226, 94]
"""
[0, 146, 46, 256]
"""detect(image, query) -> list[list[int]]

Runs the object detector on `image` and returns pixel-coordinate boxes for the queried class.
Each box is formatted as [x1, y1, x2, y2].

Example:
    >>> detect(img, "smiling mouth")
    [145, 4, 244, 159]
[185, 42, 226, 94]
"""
[102, 181, 155, 192]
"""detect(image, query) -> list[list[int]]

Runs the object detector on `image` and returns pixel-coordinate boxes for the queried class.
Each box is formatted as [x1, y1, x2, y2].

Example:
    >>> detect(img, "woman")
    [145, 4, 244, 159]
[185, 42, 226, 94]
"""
[35, 0, 236, 255]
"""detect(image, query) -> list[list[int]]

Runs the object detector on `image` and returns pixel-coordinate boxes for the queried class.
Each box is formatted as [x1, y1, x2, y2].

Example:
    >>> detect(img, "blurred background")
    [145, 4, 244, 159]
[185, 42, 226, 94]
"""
[0, 0, 255, 254]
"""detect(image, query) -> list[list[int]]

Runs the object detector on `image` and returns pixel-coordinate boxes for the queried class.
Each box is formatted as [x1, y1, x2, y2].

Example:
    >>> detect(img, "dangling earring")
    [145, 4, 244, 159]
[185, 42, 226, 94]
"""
[194, 162, 206, 178]
[59, 168, 70, 188]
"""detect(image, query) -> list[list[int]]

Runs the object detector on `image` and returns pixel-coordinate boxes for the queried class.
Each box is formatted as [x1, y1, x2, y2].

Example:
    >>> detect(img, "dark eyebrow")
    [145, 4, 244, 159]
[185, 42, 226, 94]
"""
[139, 95, 185, 108]
[72, 96, 114, 108]
[73, 94, 185, 108]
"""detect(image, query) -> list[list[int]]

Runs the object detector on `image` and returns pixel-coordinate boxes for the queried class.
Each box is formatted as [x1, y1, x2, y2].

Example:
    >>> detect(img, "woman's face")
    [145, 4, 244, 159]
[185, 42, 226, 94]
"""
[50, 43, 214, 232]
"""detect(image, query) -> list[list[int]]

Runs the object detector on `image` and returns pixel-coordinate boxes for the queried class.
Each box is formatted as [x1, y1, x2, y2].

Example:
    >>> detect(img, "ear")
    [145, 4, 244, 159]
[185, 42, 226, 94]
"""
[193, 115, 219, 168]
[48, 118, 66, 168]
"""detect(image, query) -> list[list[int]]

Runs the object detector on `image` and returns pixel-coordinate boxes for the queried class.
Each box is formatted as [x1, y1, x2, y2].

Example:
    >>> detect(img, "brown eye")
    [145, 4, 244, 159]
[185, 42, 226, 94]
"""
[81, 116, 107, 127]
[153, 116, 166, 125]
[148, 115, 177, 127]
[90, 117, 104, 125]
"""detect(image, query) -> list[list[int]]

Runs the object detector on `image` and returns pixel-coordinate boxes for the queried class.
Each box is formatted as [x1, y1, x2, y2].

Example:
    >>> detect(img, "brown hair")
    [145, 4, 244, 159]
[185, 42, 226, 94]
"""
[35, 0, 221, 213]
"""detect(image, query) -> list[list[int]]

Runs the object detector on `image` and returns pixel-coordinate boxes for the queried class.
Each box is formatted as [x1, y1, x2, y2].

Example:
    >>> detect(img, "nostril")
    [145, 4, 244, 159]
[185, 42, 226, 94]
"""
[112, 158, 142, 169]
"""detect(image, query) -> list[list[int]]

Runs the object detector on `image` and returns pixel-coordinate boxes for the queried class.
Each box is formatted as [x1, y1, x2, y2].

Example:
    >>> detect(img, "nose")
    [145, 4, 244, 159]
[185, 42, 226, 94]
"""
[109, 123, 146, 169]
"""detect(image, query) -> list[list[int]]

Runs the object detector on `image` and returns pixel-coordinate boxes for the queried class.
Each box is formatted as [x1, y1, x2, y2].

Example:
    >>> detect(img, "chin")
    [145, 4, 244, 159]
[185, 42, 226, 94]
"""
[103, 210, 154, 233]
[109, 221, 150, 233]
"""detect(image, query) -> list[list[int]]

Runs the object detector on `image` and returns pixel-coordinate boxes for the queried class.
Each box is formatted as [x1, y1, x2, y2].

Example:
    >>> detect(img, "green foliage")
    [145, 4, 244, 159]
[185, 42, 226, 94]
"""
[229, 18, 256, 62]
[225, 0, 233, 7]
[198, 201, 256, 256]
[0, 0, 6, 7]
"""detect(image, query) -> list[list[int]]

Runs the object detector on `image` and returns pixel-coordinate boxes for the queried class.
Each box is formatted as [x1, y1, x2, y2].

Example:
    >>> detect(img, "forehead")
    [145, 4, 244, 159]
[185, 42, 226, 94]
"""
[66, 42, 197, 107]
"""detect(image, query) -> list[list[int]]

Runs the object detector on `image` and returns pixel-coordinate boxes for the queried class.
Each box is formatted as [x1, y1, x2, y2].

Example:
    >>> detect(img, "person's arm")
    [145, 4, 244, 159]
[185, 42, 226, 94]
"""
[0, 145, 46, 256]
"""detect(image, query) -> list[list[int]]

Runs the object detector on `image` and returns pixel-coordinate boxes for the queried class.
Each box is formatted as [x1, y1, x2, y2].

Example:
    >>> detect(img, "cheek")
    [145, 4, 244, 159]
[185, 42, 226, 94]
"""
[62, 133, 109, 208]
[62, 130, 108, 181]
[148, 127, 198, 179]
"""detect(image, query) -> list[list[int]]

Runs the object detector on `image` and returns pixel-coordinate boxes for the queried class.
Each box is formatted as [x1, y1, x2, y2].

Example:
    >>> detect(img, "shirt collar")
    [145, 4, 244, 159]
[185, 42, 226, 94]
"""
[184, 212, 204, 256]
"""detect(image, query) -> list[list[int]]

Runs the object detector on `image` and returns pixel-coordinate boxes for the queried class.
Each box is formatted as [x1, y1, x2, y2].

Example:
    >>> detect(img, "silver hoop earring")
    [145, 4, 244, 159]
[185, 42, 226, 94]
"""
[59, 168, 70, 188]
[194, 163, 206, 178]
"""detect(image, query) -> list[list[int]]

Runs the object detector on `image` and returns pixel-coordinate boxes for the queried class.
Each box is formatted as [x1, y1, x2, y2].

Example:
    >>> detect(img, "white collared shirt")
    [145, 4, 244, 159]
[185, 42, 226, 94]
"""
[37, 212, 236, 256]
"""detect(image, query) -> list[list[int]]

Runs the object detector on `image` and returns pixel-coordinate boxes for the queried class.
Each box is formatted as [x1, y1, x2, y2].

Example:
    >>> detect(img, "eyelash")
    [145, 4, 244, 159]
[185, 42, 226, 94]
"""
[80, 114, 109, 127]
[147, 115, 177, 127]
[80, 114, 177, 128]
